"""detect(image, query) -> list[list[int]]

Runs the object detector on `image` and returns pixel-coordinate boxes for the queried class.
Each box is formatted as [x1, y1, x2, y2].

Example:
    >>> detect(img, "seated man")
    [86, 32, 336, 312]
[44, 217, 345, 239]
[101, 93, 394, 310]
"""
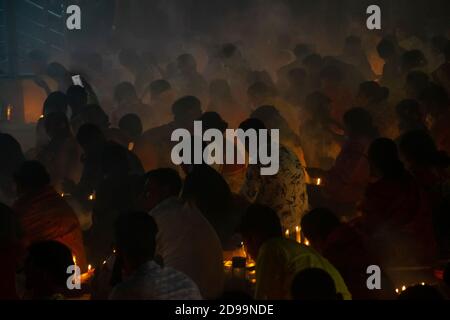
[240, 204, 351, 300]
[109, 212, 202, 300]
[143, 168, 224, 299]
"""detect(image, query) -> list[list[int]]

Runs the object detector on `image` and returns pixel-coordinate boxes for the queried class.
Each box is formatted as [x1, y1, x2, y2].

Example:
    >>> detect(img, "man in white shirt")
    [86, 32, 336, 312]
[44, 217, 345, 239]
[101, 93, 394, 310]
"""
[143, 168, 225, 299]
[110, 212, 201, 300]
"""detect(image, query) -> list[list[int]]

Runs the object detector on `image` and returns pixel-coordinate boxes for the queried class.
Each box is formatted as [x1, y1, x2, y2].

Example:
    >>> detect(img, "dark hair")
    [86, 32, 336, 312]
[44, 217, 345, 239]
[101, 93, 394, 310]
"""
[302, 54, 322, 68]
[369, 138, 405, 178]
[66, 85, 88, 109]
[301, 208, 341, 243]
[401, 50, 427, 72]
[26, 240, 74, 287]
[238, 118, 266, 132]
[399, 130, 450, 168]
[43, 92, 68, 115]
[343, 108, 378, 138]
[14, 161, 50, 190]
[240, 204, 282, 240]
[291, 268, 339, 300]
[76, 123, 105, 147]
[221, 43, 238, 58]
[396, 99, 422, 120]
[406, 71, 430, 97]
[247, 81, 277, 99]
[149, 80, 171, 97]
[199, 112, 228, 133]
[44, 112, 71, 139]
[182, 164, 232, 217]
[145, 168, 182, 197]
[320, 65, 342, 83]
[119, 114, 143, 139]
[377, 39, 396, 59]
[419, 84, 450, 110]
[114, 82, 137, 103]
[114, 212, 158, 261]
[359, 81, 389, 104]
[293, 44, 310, 58]
[171, 96, 202, 117]
[398, 285, 444, 300]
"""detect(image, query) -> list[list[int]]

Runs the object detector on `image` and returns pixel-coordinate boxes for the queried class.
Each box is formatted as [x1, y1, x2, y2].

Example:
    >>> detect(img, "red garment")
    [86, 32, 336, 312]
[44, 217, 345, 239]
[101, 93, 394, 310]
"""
[324, 136, 371, 204]
[322, 224, 393, 299]
[358, 173, 436, 266]
[13, 186, 87, 270]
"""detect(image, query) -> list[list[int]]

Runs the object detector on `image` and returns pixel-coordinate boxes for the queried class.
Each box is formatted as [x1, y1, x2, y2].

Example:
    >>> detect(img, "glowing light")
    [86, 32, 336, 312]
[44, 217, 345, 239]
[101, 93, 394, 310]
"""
[401, 285, 406, 291]
[39, 115, 44, 119]
[304, 239, 310, 246]
[285, 229, 290, 238]
[89, 192, 96, 201]
[102, 260, 107, 265]
[72, 255, 77, 265]
[6, 105, 12, 121]
[295, 226, 301, 243]
[316, 178, 322, 186]
[395, 288, 399, 294]
[421, 282, 425, 286]
[128, 142, 135, 151]
[88, 264, 92, 272]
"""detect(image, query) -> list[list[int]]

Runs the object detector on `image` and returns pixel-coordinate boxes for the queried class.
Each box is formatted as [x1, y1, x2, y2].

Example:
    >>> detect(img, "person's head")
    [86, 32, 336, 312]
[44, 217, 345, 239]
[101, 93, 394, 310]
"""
[419, 84, 449, 118]
[114, 82, 138, 105]
[141, 168, 182, 211]
[66, 85, 88, 112]
[43, 92, 68, 116]
[119, 114, 143, 140]
[377, 38, 396, 60]
[287, 68, 307, 87]
[399, 130, 450, 169]
[171, 96, 203, 125]
[247, 82, 277, 108]
[101, 143, 130, 178]
[343, 108, 378, 139]
[24, 240, 74, 299]
[356, 81, 389, 107]
[398, 285, 444, 300]
[320, 65, 343, 87]
[199, 112, 228, 133]
[114, 212, 158, 272]
[182, 164, 232, 218]
[209, 79, 233, 102]
[368, 138, 405, 179]
[304, 92, 332, 122]
[300, 208, 341, 252]
[14, 161, 50, 196]
[44, 112, 71, 140]
[401, 50, 427, 73]
[76, 123, 106, 153]
[291, 268, 342, 300]
[0, 203, 21, 245]
[302, 54, 323, 74]
[405, 71, 430, 99]
[239, 204, 282, 259]
[177, 53, 198, 74]
[343, 36, 362, 54]
[221, 43, 239, 60]
[293, 44, 310, 60]
[396, 99, 425, 131]
[148, 79, 172, 100]
[238, 118, 269, 153]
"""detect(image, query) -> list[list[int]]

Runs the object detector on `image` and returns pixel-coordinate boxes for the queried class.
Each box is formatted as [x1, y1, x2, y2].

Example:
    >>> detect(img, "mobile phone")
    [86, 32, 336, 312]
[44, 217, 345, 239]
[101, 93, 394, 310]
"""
[72, 75, 84, 87]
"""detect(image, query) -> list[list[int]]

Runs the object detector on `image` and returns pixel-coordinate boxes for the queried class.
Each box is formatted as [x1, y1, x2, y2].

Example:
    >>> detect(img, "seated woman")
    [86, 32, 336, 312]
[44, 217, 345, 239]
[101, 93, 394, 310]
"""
[356, 138, 437, 267]
[12, 161, 87, 271]
[318, 108, 377, 217]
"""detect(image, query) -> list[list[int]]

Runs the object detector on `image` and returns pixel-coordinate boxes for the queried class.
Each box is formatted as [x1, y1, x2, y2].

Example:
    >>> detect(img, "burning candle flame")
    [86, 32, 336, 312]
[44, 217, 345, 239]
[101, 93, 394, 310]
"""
[285, 229, 290, 238]
[72, 255, 77, 265]
[316, 178, 322, 186]
[88, 264, 92, 272]
[6, 105, 12, 121]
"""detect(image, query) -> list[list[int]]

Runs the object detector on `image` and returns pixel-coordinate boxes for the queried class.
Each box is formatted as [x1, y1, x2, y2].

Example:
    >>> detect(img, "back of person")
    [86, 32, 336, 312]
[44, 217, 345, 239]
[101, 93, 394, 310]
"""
[150, 197, 225, 299]
[255, 237, 351, 300]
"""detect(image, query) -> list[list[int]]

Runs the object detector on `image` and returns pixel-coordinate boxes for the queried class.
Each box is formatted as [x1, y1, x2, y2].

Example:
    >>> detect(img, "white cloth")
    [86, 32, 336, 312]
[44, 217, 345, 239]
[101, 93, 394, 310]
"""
[150, 197, 225, 299]
[109, 261, 202, 300]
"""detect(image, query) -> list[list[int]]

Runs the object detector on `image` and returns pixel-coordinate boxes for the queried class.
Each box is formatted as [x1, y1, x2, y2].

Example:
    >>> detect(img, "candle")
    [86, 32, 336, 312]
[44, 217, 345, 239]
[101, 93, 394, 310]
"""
[295, 226, 301, 243]
[72, 255, 77, 266]
[6, 105, 12, 121]
[88, 264, 92, 272]
[316, 178, 322, 186]
[89, 192, 96, 201]
[304, 239, 310, 246]
[401, 285, 406, 291]
[285, 229, 290, 238]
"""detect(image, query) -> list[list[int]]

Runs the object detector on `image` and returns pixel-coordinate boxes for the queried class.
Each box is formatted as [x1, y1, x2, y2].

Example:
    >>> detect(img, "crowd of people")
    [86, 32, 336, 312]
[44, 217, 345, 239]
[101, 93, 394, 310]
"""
[1, 27, 450, 300]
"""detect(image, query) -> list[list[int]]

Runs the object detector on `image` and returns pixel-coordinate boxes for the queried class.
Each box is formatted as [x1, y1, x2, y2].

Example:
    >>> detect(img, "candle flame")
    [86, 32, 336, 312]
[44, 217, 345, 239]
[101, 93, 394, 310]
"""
[401, 285, 406, 291]
[88, 264, 92, 272]
[89, 193, 96, 201]
[72, 255, 77, 265]
[6, 105, 12, 121]
[316, 178, 322, 186]
[285, 229, 290, 238]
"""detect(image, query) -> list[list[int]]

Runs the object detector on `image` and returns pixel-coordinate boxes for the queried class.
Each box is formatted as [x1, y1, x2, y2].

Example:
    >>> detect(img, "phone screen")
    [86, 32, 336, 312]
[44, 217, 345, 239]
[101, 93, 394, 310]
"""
[72, 75, 84, 87]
